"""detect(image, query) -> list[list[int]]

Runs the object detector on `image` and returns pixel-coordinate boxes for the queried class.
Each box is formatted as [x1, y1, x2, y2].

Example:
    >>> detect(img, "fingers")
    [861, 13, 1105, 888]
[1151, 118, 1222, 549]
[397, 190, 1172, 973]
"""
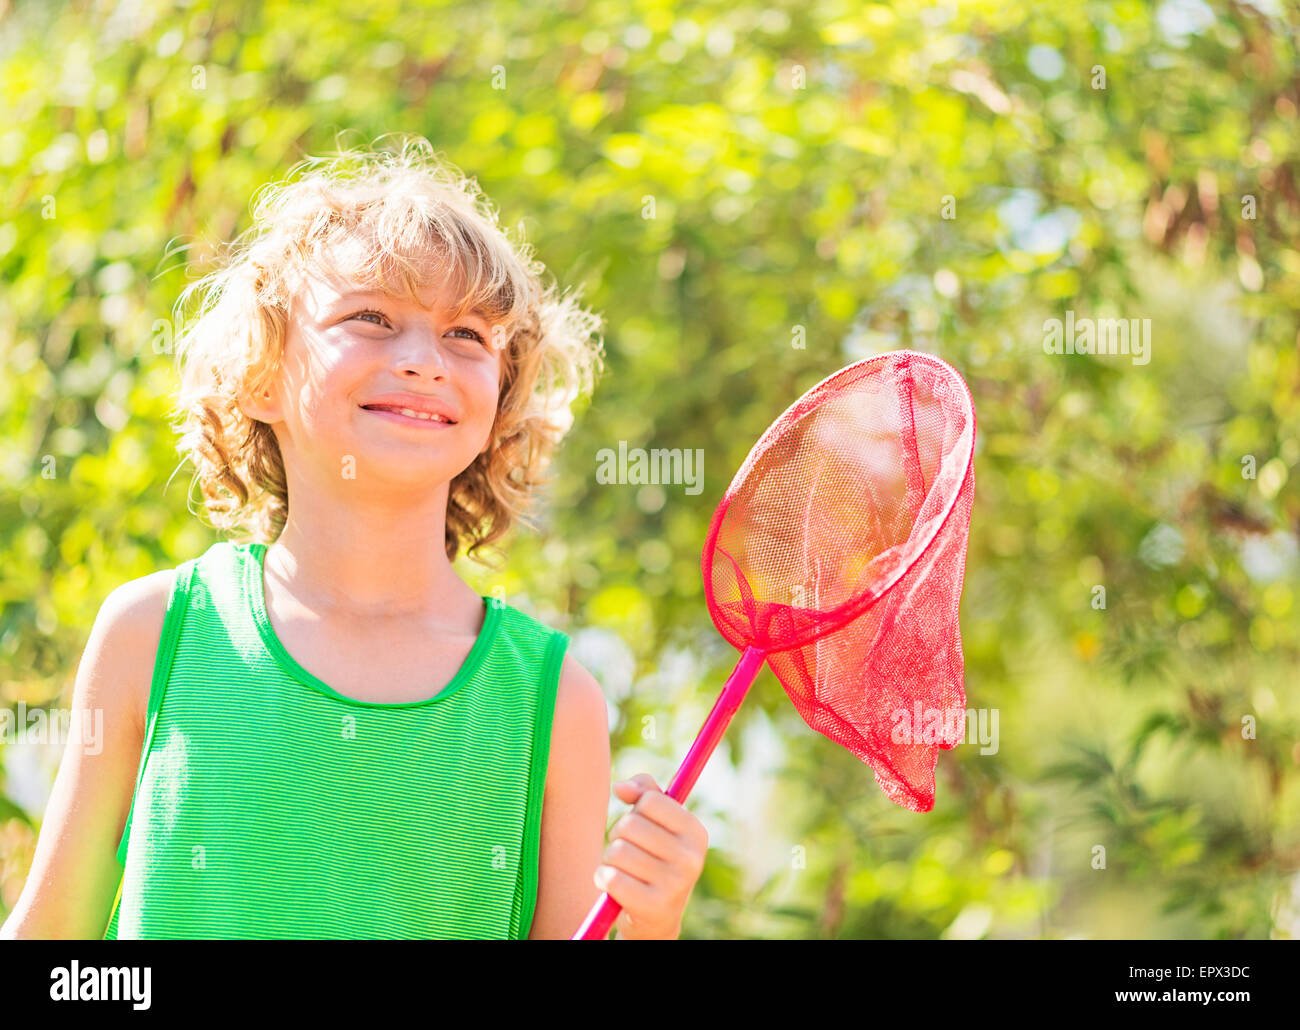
[594, 861, 659, 913]
[598, 838, 662, 885]
[598, 773, 708, 939]
[619, 785, 709, 854]
[608, 810, 683, 865]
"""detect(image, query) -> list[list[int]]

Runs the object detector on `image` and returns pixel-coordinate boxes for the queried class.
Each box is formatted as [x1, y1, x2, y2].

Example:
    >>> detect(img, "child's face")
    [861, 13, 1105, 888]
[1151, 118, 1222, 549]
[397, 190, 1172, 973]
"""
[243, 256, 504, 500]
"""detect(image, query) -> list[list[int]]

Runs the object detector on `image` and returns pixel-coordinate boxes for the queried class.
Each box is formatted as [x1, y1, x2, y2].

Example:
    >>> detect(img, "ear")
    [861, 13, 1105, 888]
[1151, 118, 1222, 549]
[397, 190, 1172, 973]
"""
[237, 379, 283, 424]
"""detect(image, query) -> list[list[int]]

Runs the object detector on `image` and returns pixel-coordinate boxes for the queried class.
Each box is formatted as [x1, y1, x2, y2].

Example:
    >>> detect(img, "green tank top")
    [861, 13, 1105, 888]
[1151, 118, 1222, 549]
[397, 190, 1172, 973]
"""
[101, 540, 568, 940]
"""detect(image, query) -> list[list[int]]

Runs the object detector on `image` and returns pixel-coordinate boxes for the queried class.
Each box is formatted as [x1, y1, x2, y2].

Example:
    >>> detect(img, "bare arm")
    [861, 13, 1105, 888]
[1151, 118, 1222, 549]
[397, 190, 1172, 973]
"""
[526, 650, 612, 940]
[0, 570, 174, 939]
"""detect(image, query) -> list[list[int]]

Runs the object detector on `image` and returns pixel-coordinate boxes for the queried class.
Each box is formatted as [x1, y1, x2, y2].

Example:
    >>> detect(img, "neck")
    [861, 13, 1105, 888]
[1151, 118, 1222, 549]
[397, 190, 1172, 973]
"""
[264, 472, 475, 621]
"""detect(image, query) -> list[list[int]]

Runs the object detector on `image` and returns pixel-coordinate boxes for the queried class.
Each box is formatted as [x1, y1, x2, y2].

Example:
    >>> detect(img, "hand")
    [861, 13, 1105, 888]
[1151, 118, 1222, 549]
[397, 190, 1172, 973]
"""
[594, 773, 709, 940]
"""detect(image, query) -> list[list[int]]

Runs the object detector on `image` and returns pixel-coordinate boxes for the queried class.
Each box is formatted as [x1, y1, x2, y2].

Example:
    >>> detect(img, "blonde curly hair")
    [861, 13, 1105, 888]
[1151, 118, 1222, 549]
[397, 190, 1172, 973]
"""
[167, 133, 605, 567]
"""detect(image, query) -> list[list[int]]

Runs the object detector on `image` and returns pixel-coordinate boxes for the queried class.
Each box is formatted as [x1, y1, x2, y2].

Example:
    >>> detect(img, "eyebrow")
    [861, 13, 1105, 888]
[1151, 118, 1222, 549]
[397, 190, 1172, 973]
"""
[332, 289, 491, 323]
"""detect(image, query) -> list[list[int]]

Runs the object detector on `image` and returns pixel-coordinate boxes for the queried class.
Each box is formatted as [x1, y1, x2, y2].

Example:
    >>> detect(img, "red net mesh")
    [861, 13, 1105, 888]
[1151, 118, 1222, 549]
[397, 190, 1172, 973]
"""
[701, 350, 976, 812]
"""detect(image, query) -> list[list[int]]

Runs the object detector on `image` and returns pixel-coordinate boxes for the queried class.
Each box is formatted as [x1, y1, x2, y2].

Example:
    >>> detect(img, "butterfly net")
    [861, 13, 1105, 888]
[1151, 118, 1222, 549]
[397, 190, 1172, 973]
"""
[701, 350, 976, 812]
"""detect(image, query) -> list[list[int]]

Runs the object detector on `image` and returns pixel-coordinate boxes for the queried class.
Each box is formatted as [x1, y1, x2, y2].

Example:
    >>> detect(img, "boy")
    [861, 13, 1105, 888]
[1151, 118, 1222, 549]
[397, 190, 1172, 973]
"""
[1, 136, 707, 940]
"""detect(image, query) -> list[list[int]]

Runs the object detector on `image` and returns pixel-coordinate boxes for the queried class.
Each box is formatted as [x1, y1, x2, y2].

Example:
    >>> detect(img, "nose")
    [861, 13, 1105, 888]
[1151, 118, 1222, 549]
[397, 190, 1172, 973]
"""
[391, 329, 450, 379]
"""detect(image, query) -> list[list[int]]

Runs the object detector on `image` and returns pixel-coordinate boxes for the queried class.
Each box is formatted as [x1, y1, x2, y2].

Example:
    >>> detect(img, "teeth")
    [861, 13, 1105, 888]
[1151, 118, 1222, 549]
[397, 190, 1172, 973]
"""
[365, 404, 453, 422]
[391, 407, 448, 422]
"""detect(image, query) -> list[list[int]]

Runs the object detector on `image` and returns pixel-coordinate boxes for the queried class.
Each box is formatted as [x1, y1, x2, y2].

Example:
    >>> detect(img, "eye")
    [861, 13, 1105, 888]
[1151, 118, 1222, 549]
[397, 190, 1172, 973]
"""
[350, 309, 487, 346]
[448, 326, 488, 345]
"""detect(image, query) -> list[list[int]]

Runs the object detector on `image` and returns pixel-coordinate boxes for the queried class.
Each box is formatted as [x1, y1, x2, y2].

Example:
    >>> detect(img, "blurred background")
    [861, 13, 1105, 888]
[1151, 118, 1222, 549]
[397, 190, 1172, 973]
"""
[1, 0, 1298, 939]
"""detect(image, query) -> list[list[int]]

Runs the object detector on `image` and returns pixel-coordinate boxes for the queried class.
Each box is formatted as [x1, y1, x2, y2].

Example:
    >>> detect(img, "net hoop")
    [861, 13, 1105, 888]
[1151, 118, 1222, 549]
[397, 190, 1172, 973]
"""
[700, 349, 977, 655]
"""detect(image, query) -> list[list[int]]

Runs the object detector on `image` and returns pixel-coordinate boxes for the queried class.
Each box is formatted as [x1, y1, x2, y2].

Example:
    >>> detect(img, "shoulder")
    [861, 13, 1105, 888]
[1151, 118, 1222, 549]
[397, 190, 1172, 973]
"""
[546, 651, 610, 788]
[101, 567, 179, 631]
[554, 649, 607, 732]
[490, 604, 607, 764]
[555, 649, 605, 715]
[493, 604, 590, 705]
[90, 568, 180, 731]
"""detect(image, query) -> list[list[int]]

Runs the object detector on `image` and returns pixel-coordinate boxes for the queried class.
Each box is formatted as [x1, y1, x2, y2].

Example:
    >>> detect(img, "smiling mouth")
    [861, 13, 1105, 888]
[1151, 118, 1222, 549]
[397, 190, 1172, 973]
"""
[360, 405, 458, 426]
